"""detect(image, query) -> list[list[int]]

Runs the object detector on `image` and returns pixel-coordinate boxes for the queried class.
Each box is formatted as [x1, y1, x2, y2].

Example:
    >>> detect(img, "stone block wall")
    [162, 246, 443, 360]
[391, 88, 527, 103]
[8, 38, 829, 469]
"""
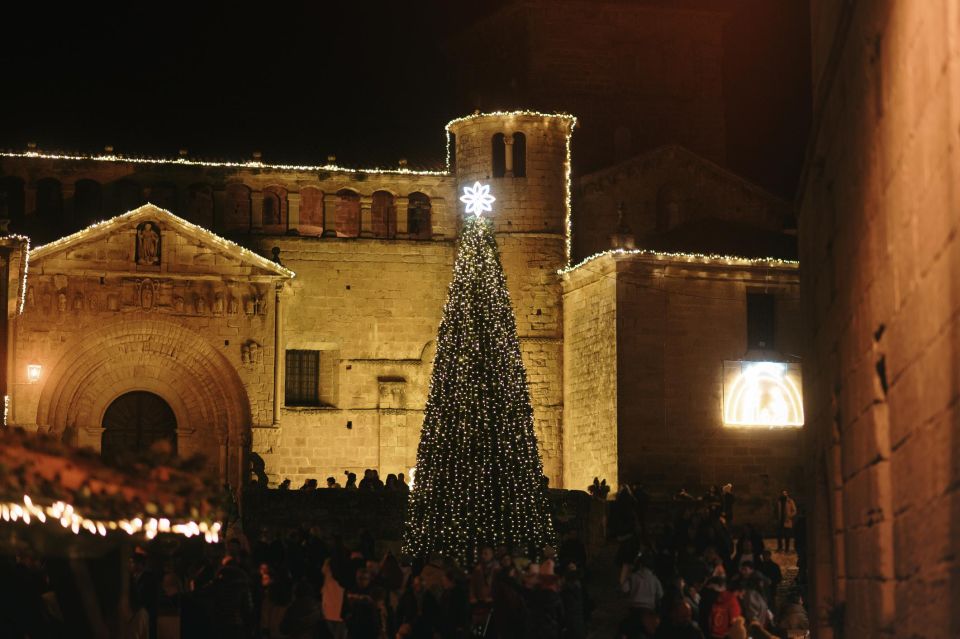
[615, 255, 803, 524]
[562, 258, 618, 493]
[801, 2, 960, 636]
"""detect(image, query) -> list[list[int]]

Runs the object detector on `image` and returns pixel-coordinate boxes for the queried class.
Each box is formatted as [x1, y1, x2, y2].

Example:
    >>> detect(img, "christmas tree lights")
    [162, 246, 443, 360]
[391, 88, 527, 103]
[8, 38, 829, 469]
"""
[402, 183, 556, 565]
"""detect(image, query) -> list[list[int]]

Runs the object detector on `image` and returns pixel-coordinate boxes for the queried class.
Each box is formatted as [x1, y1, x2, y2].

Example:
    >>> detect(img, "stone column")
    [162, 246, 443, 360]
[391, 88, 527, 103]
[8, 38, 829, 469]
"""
[322, 193, 338, 237]
[359, 195, 373, 238]
[272, 282, 284, 427]
[504, 134, 515, 178]
[251, 190, 263, 231]
[396, 195, 410, 238]
[287, 192, 301, 234]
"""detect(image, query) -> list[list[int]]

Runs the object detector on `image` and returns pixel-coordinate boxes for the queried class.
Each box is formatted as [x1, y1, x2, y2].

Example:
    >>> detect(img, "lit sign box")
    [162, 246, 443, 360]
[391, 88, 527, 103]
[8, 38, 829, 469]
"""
[722, 361, 803, 428]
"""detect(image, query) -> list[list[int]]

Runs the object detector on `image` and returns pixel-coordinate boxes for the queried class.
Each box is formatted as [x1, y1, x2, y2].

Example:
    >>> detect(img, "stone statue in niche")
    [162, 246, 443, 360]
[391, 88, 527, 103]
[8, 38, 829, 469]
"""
[241, 343, 250, 364]
[107, 294, 119, 312]
[136, 222, 161, 266]
[258, 296, 267, 315]
[227, 295, 239, 315]
[57, 292, 67, 314]
[195, 294, 207, 314]
[248, 341, 260, 363]
[139, 279, 156, 311]
[173, 295, 185, 313]
[26, 286, 35, 310]
[88, 294, 100, 312]
[213, 293, 224, 315]
[72, 293, 83, 312]
[244, 296, 255, 315]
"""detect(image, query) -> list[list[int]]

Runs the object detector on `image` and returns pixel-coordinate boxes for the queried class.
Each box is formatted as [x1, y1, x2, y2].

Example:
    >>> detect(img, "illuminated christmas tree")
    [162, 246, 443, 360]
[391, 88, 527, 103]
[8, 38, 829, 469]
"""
[402, 182, 556, 565]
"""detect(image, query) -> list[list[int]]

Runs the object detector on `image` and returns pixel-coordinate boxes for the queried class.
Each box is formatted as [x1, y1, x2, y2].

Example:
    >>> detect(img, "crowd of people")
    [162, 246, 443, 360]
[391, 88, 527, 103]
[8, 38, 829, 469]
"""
[608, 482, 808, 639]
[0, 477, 809, 639]
[276, 470, 412, 493]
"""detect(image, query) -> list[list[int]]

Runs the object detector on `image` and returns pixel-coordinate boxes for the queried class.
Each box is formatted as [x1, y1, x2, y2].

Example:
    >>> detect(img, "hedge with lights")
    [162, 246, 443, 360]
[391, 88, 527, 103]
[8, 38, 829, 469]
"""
[0, 428, 223, 544]
[402, 208, 556, 565]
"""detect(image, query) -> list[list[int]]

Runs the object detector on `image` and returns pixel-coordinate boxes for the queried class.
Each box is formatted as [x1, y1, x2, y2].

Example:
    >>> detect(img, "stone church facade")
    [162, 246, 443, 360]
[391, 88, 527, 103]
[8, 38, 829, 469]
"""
[0, 111, 802, 514]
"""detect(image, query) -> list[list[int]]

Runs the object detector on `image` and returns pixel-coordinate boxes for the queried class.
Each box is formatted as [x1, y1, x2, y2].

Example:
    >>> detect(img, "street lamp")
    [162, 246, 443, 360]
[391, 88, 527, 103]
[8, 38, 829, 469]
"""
[26, 364, 42, 384]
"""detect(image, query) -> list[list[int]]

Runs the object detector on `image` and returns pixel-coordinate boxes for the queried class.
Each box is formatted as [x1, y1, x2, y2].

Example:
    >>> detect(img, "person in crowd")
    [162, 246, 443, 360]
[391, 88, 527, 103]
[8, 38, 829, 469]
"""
[703, 576, 741, 639]
[755, 550, 782, 604]
[560, 564, 586, 639]
[729, 563, 770, 627]
[326, 476, 341, 489]
[721, 484, 735, 523]
[654, 598, 704, 639]
[776, 591, 809, 636]
[279, 579, 326, 639]
[385, 473, 399, 490]
[397, 472, 410, 493]
[358, 469, 375, 491]
[776, 490, 797, 552]
[277, 479, 291, 490]
[344, 472, 358, 489]
[258, 563, 292, 638]
[732, 538, 758, 571]
[129, 547, 159, 639]
[300, 478, 318, 491]
[618, 608, 659, 639]
[620, 553, 664, 634]
[209, 553, 254, 638]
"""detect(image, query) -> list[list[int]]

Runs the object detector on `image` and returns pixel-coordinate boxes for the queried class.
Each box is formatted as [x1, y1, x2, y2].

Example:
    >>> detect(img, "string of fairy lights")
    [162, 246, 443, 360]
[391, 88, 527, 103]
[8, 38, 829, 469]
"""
[0, 151, 447, 177]
[559, 247, 799, 275]
[30, 204, 296, 279]
[403, 183, 556, 565]
[0, 494, 221, 542]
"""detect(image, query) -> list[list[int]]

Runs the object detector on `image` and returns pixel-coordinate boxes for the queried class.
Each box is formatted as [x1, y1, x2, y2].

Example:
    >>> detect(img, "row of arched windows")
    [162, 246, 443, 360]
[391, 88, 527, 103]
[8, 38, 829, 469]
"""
[491, 132, 527, 178]
[0, 177, 433, 242]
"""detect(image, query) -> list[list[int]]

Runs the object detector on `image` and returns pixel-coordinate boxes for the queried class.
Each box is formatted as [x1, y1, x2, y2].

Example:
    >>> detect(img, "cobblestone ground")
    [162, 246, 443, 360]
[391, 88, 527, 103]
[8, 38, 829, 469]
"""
[586, 541, 800, 637]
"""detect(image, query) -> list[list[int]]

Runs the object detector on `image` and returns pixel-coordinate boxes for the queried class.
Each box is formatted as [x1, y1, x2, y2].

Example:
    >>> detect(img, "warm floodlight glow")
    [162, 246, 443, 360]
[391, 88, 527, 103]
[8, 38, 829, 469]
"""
[26, 364, 42, 384]
[723, 361, 803, 427]
[460, 182, 495, 217]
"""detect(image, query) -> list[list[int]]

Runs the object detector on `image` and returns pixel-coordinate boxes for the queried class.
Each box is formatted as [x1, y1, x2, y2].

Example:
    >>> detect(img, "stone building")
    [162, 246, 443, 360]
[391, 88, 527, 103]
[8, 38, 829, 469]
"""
[0, 110, 802, 519]
[799, 1, 960, 636]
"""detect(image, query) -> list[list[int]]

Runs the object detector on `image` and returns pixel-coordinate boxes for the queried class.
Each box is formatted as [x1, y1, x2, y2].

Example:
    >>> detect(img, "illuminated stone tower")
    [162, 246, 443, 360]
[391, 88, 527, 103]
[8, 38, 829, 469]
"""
[447, 112, 575, 484]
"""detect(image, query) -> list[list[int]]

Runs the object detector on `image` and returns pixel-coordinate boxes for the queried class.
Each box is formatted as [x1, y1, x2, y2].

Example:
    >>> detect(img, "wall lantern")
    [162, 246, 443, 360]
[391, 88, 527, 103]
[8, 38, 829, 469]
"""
[26, 364, 42, 384]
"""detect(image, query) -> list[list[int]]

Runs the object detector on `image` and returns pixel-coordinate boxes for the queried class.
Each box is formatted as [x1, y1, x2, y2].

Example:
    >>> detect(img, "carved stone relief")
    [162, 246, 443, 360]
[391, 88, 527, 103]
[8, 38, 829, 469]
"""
[138, 279, 156, 311]
[136, 221, 161, 266]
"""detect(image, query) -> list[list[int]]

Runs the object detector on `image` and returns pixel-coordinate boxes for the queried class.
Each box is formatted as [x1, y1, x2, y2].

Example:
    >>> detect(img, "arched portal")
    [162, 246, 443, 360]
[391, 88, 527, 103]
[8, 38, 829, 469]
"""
[101, 391, 177, 462]
[36, 318, 252, 485]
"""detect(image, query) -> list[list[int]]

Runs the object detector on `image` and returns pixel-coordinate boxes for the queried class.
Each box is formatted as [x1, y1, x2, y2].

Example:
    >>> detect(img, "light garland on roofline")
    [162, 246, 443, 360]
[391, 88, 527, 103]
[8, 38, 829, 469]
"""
[30, 204, 296, 279]
[1, 234, 32, 314]
[444, 110, 578, 264]
[0, 151, 447, 177]
[0, 494, 221, 542]
[558, 247, 800, 275]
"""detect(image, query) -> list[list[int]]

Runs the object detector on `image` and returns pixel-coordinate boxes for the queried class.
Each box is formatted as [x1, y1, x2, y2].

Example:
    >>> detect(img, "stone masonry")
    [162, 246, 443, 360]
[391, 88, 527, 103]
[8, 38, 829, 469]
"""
[801, 2, 960, 637]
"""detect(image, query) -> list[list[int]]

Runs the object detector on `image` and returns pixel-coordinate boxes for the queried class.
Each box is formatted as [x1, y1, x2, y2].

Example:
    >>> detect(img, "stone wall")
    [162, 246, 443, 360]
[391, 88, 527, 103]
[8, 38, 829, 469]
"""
[615, 254, 803, 524]
[562, 258, 618, 493]
[801, 2, 960, 636]
[564, 253, 804, 525]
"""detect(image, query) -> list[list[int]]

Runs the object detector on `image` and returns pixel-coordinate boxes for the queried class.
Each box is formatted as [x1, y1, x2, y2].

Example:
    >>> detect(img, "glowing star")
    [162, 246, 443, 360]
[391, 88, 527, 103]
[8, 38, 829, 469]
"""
[460, 181, 496, 217]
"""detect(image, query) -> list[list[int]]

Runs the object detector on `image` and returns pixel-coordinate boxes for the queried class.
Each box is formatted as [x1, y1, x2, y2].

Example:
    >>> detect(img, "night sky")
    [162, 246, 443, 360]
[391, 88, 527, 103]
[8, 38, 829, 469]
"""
[0, 0, 809, 197]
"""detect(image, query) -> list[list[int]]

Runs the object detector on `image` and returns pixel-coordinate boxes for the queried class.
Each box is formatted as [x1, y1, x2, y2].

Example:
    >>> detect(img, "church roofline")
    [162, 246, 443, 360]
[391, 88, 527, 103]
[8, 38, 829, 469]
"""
[577, 144, 790, 207]
[30, 204, 296, 279]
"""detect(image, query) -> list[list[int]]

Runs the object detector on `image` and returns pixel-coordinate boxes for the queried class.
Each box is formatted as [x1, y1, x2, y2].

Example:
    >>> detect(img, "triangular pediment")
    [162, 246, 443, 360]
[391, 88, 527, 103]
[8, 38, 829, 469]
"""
[29, 204, 295, 281]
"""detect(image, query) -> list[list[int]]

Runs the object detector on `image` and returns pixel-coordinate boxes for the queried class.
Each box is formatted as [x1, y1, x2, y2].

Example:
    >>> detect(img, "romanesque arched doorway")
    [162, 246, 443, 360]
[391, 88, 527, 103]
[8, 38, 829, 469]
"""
[101, 391, 178, 462]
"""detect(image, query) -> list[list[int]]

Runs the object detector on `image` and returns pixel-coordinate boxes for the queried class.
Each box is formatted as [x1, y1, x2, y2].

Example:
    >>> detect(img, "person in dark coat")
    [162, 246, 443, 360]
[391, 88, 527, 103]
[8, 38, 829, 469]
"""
[527, 574, 563, 639]
[279, 580, 329, 639]
[720, 484, 735, 523]
[560, 566, 586, 639]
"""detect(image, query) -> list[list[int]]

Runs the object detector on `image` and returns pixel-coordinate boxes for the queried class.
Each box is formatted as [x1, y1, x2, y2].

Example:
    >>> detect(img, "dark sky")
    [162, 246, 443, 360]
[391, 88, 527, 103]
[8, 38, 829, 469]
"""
[0, 0, 809, 196]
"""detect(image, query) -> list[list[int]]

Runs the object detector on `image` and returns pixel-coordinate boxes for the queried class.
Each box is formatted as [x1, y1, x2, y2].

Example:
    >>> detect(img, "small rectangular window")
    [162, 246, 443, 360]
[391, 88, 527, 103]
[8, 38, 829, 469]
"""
[747, 292, 775, 350]
[285, 350, 320, 406]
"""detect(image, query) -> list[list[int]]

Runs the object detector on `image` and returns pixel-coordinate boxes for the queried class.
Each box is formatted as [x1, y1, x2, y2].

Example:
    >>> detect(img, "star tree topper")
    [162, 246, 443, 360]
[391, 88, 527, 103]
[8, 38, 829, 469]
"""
[460, 181, 496, 217]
